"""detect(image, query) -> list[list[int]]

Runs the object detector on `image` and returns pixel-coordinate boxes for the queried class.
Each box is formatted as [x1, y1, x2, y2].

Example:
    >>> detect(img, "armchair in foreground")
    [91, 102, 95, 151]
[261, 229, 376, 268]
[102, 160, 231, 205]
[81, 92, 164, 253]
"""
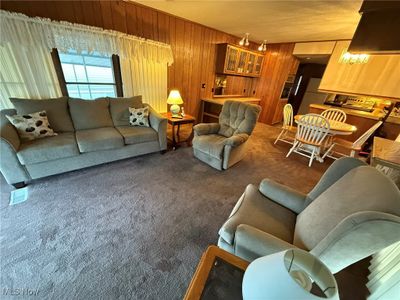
[192, 101, 261, 170]
[218, 157, 400, 274]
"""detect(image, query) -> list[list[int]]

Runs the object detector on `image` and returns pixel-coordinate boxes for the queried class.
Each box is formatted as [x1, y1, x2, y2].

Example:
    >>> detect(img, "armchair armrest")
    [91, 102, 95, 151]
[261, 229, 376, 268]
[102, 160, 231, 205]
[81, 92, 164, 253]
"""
[224, 133, 249, 147]
[145, 104, 168, 150]
[259, 178, 307, 214]
[234, 224, 296, 261]
[193, 123, 220, 136]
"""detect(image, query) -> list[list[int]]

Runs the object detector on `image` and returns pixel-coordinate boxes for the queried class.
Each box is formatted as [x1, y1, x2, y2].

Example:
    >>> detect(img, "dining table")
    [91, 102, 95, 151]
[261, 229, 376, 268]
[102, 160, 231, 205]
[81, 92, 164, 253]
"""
[293, 114, 358, 163]
[294, 115, 357, 136]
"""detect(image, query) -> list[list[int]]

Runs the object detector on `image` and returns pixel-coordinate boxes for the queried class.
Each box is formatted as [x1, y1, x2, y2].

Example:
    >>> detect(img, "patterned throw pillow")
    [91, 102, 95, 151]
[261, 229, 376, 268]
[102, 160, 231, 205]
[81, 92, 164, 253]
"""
[6, 111, 57, 141]
[129, 107, 150, 127]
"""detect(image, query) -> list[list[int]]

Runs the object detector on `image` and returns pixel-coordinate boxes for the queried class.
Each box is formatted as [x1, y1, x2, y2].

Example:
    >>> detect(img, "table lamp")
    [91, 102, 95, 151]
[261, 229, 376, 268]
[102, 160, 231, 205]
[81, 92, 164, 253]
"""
[242, 249, 339, 300]
[167, 89, 184, 118]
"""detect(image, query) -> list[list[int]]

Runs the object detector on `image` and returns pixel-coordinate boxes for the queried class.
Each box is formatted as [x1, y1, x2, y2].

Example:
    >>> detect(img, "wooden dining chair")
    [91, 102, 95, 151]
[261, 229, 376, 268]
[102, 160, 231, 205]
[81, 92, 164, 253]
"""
[321, 108, 347, 123]
[286, 114, 330, 167]
[274, 104, 296, 145]
[322, 121, 383, 159]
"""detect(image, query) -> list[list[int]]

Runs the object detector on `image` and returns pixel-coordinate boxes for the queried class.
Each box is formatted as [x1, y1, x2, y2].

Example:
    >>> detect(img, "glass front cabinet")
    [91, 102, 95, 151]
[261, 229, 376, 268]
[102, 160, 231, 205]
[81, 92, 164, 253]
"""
[225, 45, 239, 73]
[216, 43, 264, 78]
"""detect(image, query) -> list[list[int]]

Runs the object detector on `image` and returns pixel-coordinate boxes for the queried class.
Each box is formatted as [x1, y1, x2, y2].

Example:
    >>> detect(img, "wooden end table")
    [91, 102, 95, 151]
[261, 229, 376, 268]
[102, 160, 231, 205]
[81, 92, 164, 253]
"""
[162, 112, 196, 149]
[184, 245, 249, 300]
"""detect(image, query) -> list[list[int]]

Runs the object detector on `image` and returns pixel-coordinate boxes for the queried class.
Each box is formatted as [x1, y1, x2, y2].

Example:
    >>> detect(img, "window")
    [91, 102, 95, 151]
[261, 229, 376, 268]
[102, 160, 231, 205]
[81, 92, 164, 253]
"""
[51, 49, 123, 99]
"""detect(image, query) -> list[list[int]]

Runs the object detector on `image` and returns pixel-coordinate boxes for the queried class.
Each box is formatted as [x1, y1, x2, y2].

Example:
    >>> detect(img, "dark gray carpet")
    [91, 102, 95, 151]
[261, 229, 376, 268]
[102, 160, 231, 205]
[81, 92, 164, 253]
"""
[0, 123, 331, 299]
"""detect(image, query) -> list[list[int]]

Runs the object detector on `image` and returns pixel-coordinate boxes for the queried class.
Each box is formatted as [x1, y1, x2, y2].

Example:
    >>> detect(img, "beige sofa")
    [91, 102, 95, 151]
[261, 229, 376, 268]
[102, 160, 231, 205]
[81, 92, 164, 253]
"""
[0, 96, 167, 188]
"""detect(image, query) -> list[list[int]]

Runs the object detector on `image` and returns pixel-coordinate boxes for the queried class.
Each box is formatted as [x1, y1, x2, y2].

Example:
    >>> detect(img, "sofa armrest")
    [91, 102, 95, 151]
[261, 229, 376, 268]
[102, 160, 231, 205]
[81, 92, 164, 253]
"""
[0, 109, 30, 185]
[145, 104, 168, 150]
[1, 109, 20, 151]
[193, 123, 220, 136]
[234, 224, 296, 261]
[259, 178, 306, 214]
[224, 133, 249, 147]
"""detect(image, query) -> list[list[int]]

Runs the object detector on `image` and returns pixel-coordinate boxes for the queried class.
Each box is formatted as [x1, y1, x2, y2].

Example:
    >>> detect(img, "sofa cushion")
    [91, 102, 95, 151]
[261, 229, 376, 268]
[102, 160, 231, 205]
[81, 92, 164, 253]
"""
[116, 126, 158, 145]
[17, 133, 79, 165]
[10, 97, 74, 132]
[68, 98, 113, 130]
[219, 184, 296, 245]
[192, 134, 227, 159]
[75, 127, 124, 153]
[109, 96, 143, 126]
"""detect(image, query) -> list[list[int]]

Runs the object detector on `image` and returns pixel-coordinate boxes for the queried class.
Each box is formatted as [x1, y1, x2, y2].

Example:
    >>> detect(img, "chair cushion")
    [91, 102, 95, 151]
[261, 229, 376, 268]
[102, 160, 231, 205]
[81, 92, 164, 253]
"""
[68, 98, 113, 130]
[10, 97, 74, 132]
[75, 127, 124, 153]
[218, 101, 261, 137]
[17, 133, 79, 165]
[294, 166, 400, 250]
[192, 134, 227, 159]
[116, 126, 158, 145]
[109, 96, 143, 126]
[219, 184, 297, 245]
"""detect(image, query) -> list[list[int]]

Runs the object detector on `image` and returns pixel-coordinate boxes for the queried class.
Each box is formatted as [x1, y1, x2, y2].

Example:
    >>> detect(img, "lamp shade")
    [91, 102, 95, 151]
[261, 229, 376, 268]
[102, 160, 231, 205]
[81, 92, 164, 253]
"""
[167, 90, 183, 105]
[242, 249, 339, 300]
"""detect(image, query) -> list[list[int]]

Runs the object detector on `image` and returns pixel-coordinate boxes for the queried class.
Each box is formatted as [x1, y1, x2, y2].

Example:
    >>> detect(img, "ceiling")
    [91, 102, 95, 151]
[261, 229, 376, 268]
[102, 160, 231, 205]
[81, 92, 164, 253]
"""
[134, 0, 363, 43]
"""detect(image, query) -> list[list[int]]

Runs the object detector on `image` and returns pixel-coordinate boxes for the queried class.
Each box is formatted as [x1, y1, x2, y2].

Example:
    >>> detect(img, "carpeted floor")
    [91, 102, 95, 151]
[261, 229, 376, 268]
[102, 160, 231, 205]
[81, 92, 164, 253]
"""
[0, 123, 343, 299]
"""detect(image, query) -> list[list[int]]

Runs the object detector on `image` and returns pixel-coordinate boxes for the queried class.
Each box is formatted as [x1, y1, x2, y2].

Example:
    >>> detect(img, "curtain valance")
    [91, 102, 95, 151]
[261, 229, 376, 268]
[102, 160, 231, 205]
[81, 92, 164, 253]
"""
[0, 10, 174, 66]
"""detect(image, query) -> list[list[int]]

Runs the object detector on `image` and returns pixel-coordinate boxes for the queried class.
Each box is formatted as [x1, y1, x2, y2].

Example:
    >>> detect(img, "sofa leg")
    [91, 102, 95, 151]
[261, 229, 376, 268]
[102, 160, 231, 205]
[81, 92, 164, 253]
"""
[160, 150, 167, 155]
[12, 182, 26, 189]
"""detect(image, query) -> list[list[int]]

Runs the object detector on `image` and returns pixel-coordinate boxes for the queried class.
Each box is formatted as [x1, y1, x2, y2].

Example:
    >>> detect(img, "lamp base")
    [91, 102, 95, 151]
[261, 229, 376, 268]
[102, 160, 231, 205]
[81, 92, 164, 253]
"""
[170, 104, 181, 118]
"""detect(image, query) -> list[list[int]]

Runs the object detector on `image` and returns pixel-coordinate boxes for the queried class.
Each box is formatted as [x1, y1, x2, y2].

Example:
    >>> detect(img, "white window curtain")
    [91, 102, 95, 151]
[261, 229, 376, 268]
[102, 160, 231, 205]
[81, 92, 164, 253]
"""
[0, 33, 62, 109]
[120, 57, 168, 112]
[0, 10, 174, 111]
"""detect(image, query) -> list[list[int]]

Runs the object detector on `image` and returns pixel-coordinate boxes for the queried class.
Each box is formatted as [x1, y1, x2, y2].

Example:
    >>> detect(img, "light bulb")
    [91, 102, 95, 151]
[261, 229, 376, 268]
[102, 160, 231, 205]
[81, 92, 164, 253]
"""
[239, 38, 245, 46]
[258, 45, 263, 51]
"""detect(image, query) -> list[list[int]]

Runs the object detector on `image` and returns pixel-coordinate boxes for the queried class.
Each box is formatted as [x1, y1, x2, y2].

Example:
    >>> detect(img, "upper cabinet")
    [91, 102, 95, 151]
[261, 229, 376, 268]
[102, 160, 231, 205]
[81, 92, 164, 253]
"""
[319, 41, 400, 99]
[216, 44, 264, 77]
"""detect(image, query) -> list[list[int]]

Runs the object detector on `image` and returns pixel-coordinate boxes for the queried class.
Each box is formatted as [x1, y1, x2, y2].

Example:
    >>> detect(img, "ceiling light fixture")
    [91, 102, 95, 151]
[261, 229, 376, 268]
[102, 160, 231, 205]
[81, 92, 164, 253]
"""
[339, 51, 369, 64]
[258, 40, 267, 52]
[239, 33, 250, 47]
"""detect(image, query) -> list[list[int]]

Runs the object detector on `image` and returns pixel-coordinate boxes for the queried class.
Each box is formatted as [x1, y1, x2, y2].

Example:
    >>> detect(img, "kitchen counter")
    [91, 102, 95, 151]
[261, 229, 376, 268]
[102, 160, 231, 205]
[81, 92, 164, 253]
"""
[310, 104, 385, 121]
[201, 97, 261, 105]
[200, 97, 261, 122]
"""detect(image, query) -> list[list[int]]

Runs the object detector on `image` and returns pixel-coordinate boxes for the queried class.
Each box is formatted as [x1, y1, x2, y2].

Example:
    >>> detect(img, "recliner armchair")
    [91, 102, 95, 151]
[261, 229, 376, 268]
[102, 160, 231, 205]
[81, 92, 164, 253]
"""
[192, 101, 261, 170]
[218, 157, 400, 273]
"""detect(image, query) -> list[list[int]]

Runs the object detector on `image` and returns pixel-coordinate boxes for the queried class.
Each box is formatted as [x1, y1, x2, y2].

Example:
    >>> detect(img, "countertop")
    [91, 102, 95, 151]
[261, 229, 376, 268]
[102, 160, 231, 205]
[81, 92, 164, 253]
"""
[310, 104, 385, 121]
[202, 97, 261, 105]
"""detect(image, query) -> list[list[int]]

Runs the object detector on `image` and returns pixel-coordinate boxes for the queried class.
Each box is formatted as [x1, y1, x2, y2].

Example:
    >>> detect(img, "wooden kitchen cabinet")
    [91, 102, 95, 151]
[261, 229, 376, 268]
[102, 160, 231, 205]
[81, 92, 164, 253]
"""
[216, 43, 264, 77]
[319, 41, 400, 99]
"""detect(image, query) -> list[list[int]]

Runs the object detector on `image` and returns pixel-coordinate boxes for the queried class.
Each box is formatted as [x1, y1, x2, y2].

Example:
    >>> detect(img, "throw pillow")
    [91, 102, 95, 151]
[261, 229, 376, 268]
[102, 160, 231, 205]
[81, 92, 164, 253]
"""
[129, 107, 149, 127]
[6, 111, 57, 141]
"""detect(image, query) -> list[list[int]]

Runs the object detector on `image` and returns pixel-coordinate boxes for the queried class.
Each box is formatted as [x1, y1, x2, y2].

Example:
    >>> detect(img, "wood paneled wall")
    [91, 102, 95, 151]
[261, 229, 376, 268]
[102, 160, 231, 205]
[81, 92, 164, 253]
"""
[1, 0, 298, 124]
